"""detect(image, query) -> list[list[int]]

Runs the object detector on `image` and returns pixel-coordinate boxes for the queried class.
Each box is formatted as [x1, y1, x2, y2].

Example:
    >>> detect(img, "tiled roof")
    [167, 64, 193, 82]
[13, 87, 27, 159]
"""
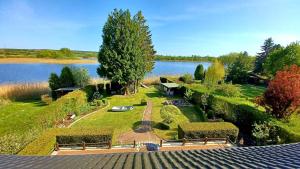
[1, 143, 300, 169]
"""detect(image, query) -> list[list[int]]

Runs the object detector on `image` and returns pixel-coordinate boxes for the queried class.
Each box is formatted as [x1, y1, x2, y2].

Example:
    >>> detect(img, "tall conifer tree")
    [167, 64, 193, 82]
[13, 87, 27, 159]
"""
[97, 9, 155, 94]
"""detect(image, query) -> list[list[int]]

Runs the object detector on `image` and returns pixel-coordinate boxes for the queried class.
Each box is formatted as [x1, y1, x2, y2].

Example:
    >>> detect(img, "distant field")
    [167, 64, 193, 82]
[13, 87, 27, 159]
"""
[0, 48, 97, 58]
[0, 57, 97, 64]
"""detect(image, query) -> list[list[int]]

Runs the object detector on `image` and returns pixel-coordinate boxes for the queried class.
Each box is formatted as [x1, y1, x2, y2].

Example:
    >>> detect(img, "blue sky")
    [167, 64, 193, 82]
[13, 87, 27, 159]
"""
[0, 0, 299, 56]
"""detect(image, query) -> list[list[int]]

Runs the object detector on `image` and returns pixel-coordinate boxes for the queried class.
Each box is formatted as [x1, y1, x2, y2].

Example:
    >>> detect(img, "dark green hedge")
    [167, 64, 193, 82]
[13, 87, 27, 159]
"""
[178, 122, 239, 141]
[186, 87, 268, 133]
[18, 128, 113, 156]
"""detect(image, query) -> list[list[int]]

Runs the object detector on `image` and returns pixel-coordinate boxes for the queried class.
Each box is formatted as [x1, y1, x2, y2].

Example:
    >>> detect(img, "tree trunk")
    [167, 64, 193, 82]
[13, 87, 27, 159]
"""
[136, 80, 139, 93]
[134, 80, 137, 94]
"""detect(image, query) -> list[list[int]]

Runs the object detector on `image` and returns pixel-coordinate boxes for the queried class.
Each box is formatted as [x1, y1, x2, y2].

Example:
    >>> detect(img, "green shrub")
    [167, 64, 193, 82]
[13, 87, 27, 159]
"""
[154, 122, 170, 130]
[214, 83, 241, 97]
[184, 88, 194, 102]
[18, 128, 113, 155]
[59, 66, 75, 88]
[178, 122, 239, 142]
[189, 88, 268, 134]
[160, 105, 181, 124]
[83, 85, 97, 101]
[141, 98, 147, 105]
[252, 121, 281, 146]
[194, 64, 205, 80]
[37, 90, 92, 128]
[179, 74, 193, 83]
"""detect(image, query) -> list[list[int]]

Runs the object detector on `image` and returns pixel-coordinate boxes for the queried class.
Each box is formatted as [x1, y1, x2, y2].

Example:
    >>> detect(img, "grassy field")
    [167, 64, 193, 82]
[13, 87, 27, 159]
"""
[186, 83, 266, 104]
[0, 57, 97, 64]
[0, 48, 97, 58]
[0, 100, 47, 136]
[72, 87, 204, 142]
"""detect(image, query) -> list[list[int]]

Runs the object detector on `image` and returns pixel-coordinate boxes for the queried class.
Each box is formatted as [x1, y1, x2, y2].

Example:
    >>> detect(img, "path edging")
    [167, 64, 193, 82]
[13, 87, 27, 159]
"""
[68, 101, 110, 128]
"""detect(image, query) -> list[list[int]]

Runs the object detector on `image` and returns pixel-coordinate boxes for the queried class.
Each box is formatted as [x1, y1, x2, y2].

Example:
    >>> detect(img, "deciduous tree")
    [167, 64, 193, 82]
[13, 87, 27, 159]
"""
[70, 67, 90, 87]
[204, 60, 225, 85]
[264, 42, 300, 76]
[226, 52, 254, 84]
[256, 65, 300, 118]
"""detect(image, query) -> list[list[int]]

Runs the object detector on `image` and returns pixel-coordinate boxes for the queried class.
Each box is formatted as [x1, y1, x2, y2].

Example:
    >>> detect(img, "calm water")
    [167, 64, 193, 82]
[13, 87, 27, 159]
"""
[0, 61, 210, 84]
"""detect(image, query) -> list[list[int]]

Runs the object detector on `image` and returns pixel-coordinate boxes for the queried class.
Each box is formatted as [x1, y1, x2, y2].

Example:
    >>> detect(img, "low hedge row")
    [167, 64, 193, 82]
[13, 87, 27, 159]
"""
[180, 85, 268, 134]
[178, 122, 239, 141]
[18, 128, 113, 156]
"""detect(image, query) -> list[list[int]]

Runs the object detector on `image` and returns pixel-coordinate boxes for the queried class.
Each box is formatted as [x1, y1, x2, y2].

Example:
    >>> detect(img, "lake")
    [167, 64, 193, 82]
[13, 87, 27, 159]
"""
[0, 61, 210, 84]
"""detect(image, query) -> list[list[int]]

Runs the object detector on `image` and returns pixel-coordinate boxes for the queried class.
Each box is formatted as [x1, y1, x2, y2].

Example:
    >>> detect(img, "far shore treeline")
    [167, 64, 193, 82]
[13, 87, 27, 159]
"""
[0, 48, 253, 65]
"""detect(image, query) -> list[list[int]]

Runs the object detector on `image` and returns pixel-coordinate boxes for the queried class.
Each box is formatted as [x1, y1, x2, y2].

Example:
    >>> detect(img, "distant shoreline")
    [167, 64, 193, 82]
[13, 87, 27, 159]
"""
[0, 58, 98, 64]
[0, 57, 213, 64]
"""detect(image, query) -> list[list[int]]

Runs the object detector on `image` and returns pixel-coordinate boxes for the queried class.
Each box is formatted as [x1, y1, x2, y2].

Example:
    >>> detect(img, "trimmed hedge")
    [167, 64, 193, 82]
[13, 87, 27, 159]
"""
[182, 85, 268, 133]
[37, 90, 93, 129]
[178, 122, 239, 142]
[18, 128, 113, 156]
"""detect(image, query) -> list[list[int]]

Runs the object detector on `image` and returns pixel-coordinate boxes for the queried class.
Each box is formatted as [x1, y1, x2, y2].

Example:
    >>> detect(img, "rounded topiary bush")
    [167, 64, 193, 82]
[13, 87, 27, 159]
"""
[160, 105, 181, 124]
[141, 98, 147, 105]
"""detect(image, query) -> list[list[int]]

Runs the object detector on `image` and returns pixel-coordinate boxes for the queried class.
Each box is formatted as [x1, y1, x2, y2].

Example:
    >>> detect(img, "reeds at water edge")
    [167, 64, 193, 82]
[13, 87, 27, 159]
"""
[0, 82, 50, 101]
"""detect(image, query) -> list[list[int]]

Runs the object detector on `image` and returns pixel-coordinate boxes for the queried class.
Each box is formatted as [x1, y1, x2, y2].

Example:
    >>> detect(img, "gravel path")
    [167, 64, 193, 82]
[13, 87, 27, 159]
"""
[118, 101, 161, 144]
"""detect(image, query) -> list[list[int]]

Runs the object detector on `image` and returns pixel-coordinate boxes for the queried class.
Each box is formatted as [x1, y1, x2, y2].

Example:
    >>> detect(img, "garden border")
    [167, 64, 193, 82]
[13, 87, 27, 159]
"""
[68, 101, 110, 128]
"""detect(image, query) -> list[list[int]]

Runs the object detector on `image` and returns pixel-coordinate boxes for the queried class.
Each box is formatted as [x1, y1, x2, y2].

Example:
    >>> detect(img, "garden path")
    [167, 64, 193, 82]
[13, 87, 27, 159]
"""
[118, 101, 161, 144]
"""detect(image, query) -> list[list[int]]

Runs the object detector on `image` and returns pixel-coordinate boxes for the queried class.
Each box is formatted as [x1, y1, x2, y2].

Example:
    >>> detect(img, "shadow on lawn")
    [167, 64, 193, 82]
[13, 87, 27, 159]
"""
[19, 99, 48, 107]
[240, 85, 265, 99]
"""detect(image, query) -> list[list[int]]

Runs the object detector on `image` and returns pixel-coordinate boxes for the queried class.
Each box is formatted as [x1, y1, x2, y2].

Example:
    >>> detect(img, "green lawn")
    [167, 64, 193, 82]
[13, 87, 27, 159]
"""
[186, 83, 266, 105]
[72, 87, 204, 142]
[238, 84, 266, 100]
[275, 111, 300, 134]
[0, 100, 47, 136]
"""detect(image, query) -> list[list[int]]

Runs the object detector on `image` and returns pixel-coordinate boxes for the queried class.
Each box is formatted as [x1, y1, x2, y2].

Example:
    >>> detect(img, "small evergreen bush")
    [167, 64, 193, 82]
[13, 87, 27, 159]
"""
[141, 98, 147, 105]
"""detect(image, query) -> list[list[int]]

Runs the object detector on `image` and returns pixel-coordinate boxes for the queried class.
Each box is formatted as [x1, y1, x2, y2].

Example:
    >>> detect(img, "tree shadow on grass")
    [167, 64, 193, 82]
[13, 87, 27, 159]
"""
[240, 85, 265, 99]
[132, 120, 156, 133]
[18, 99, 48, 107]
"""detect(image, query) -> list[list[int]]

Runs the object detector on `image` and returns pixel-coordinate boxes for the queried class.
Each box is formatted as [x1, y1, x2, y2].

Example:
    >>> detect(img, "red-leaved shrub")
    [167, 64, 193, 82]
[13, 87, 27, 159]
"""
[256, 65, 300, 118]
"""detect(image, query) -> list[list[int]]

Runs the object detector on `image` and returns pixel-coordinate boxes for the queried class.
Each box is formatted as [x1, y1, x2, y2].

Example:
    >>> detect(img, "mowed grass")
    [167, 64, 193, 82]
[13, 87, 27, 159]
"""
[0, 100, 46, 136]
[275, 110, 300, 134]
[71, 88, 148, 144]
[152, 104, 204, 140]
[187, 83, 266, 104]
[72, 87, 204, 142]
